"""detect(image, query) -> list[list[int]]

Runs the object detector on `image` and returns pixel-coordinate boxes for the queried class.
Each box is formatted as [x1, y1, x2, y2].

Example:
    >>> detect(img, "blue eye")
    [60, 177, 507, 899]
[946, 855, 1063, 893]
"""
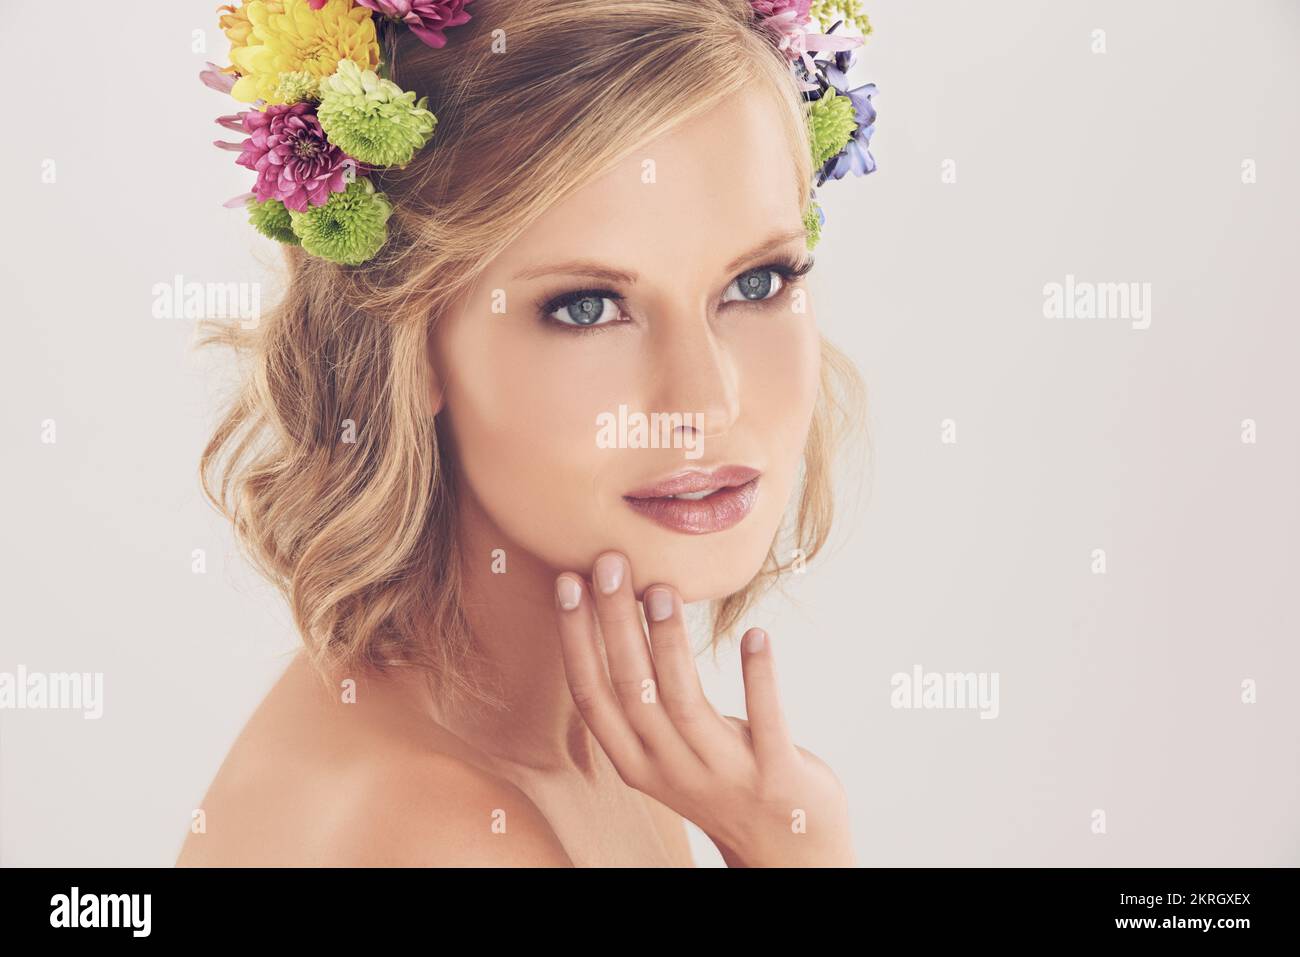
[722, 268, 784, 303]
[546, 292, 625, 328]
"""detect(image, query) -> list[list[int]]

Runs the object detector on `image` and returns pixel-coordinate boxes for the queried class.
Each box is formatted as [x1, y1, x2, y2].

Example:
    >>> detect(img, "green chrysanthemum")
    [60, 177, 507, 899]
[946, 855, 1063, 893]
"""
[803, 202, 823, 250]
[316, 59, 437, 167]
[247, 197, 299, 245]
[287, 178, 392, 265]
[809, 88, 858, 167]
[273, 70, 320, 104]
[810, 0, 872, 33]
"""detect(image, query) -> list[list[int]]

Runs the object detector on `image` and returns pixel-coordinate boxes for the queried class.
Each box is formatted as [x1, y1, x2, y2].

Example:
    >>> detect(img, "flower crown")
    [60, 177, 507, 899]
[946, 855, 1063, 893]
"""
[201, 0, 875, 265]
[201, 0, 470, 265]
[751, 0, 879, 248]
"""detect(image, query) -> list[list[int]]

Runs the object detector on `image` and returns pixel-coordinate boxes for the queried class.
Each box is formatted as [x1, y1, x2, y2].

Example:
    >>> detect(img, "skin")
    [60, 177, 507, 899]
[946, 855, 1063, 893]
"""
[430, 92, 820, 603]
[178, 83, 852, 867]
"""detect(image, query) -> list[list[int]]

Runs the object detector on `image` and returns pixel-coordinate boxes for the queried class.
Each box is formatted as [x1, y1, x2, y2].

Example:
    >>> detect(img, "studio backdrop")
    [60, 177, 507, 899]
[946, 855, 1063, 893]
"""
[1, 0, 1296, 866]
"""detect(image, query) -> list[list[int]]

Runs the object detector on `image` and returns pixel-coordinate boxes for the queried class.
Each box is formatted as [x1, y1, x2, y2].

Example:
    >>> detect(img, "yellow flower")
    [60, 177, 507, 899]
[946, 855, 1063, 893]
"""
[230, 0, 380, 106]
[217, 1, 283, 52]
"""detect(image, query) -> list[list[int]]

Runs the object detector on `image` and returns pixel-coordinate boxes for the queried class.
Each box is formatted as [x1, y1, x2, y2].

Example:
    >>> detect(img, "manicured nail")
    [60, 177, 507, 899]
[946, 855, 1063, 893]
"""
[555, 575, 581, 611]
[594, 553, 625, 595]
[744, 628, 767, 653]
[646, 588, 674, 622]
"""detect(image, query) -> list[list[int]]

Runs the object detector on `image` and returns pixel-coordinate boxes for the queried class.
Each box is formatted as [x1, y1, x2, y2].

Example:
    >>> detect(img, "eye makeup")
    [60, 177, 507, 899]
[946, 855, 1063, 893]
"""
[535, 288, 629, 335]
[724, 255, 815, 305]
[532, 253, 815, 334]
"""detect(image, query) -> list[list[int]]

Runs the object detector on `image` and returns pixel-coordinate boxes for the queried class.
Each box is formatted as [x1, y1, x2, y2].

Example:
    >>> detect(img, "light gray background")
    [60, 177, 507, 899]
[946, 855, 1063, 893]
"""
[1, 0, 1296, 866]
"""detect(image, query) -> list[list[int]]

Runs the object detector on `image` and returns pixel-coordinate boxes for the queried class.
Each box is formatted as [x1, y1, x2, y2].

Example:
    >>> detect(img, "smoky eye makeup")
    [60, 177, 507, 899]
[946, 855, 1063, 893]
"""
[721, 254, 815, 306]
[531, 253, 815, 334]
[534, 287, 629, 334]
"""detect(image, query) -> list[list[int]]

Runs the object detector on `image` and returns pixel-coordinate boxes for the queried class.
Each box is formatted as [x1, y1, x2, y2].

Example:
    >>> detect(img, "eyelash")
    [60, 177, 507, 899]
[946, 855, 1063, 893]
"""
[536, 255, 815, 335]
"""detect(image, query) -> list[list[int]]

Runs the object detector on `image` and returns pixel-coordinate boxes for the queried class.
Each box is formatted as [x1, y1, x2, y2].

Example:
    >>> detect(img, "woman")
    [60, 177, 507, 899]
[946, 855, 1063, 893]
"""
[179, 0, 870, 867]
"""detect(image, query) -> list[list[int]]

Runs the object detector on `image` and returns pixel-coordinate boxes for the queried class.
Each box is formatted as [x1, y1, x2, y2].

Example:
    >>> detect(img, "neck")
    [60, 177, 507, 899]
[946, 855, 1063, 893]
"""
[423, 488, 603, 775]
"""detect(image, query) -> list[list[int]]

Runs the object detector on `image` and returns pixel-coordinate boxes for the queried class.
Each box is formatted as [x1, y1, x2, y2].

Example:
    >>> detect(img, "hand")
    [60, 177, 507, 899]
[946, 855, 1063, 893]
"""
[554, 550, 855, 867]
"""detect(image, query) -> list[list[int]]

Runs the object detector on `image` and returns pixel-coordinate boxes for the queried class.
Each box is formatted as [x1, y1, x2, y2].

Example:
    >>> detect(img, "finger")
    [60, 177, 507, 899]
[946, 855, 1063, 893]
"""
[554, 572, 650, 785]
[589, 552, 705, 772]
[642, 583, 736, 768]
[739, 628, 796, 770]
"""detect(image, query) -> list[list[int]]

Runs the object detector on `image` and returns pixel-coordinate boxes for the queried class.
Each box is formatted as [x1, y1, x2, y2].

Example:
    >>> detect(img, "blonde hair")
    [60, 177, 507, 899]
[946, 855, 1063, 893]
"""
[200, 0, 866, 712]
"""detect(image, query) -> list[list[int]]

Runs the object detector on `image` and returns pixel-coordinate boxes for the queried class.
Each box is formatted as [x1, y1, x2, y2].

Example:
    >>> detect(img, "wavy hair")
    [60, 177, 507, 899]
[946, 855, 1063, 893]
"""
[200, 0, 866, 713]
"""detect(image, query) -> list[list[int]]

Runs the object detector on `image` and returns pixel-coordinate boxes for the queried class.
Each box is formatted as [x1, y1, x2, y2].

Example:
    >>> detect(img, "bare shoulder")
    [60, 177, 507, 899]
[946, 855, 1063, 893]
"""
[177, 654, 572, 867]
[325, 753, 574, 867]
[179, 746, 571, 867]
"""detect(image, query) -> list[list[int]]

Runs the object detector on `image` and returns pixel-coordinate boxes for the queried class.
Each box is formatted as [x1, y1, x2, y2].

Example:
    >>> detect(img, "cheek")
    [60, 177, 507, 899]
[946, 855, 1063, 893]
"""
[731, 308, 822, 565]
[734, 308, 822, 464]
[435, 317, 627, 566]
[616, 310, 821, 600]
[434, 303, 823, 587]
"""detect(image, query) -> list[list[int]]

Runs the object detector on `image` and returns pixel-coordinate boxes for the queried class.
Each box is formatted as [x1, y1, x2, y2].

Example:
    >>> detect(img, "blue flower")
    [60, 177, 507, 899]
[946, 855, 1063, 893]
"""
[816, 48, 877, 183]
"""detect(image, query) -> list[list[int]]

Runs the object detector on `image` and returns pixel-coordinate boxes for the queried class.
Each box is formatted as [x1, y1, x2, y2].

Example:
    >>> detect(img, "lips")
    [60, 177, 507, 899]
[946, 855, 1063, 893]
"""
[623, 465, 761, 534]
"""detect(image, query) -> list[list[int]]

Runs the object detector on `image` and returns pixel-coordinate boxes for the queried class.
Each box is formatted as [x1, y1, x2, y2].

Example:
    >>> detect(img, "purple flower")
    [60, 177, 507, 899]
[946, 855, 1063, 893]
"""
[818, 49, 877, 182]
[355, 0, 475, 49]
[231, 102, 352, 212]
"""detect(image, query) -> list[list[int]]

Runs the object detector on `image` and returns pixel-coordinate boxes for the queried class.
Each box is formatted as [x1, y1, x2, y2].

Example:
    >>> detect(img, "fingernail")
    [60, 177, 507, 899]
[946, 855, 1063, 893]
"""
[594, 554, 625, 595]
[646, 588, 674, 622]
[555, 575, 581, 611]
[744, 628, 767, 653]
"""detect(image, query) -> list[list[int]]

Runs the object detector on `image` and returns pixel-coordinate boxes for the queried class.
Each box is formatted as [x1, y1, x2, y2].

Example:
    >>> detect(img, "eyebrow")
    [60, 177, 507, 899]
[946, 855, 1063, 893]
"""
[510, 228, 809, 285]
[724, 228, 809, 273]
[511, 261, 638, 284]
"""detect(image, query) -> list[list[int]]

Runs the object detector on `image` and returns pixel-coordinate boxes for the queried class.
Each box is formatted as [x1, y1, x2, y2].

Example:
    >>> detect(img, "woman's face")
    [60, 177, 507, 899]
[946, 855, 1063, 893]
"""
[430, 85, 822, 601]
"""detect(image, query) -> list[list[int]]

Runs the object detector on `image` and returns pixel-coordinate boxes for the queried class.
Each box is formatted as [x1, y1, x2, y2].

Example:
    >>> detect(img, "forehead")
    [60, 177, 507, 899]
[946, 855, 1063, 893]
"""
[498, 85, 805, 279]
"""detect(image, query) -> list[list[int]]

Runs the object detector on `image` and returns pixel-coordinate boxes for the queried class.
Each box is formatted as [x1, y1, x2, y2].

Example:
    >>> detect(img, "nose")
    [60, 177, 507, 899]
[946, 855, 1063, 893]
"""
[645, 306, 740, 442]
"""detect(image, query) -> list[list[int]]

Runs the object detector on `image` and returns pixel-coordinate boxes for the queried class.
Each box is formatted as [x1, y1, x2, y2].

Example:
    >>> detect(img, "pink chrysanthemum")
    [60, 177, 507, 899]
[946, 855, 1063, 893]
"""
[751, 0, 812, 20]
[199, 61, 237, 94]
[751, 1, 816, 60]
[751, 0, 860, 68]
[354, 0, 474, 49]
[232, 102, 352, 212]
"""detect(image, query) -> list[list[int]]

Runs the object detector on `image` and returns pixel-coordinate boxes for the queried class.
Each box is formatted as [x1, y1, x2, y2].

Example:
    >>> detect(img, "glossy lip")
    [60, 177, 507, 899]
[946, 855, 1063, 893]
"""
[623, 465, 762, 535]
[624, 465, 761, 499]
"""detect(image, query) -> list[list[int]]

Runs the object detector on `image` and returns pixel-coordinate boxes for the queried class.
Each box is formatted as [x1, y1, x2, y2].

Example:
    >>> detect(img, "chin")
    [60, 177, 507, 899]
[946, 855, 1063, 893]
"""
[616, 518, 781, 604]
